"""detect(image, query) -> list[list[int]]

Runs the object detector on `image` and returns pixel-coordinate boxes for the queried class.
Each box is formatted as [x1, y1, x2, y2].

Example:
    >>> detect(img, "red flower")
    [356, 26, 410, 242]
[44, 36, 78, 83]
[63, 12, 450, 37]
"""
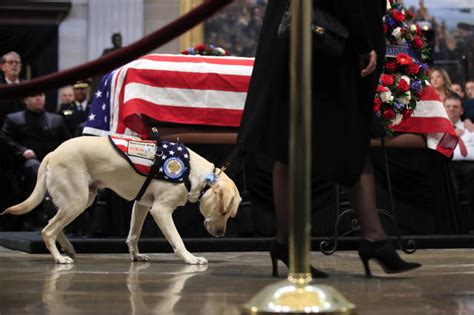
[397, 79, 410, 92]
[383, 108, 396, 120]
[195, 44, 206, 51]
[405, 9, 414, 20]
[180, 50, 189, 55]
[407, 62, 420, 74]
[413, 36, 424, 49]
[384, 23, 388, 34]
[392, 10, 405, 23]
[415, 24, 422, 35]
[376, 85, 388, 93]
[396, 53, 411, 65]
[385, 60, 398, 72]
[373, 97, 382, 112]
[381, 74, 395, 86]
[402, 108, 413, 119]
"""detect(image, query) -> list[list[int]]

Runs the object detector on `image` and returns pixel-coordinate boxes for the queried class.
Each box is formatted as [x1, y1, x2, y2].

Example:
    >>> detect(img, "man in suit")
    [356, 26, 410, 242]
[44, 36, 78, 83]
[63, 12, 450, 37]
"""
[58, 80, 91, 136]
[1, 92, 70, 229]
[0, 51, 25, 228]
[0, 51, 25, 125]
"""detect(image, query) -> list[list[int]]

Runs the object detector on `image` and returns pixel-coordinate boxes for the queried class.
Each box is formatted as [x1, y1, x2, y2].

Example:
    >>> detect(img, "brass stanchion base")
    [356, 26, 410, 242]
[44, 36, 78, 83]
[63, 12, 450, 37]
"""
[242, 280, 355, 315]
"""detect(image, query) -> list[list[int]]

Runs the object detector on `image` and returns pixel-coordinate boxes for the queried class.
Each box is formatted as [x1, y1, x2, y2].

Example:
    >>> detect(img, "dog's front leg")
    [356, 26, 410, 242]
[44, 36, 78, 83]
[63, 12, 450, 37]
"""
[150, 207, 207, 265]
[127, 202, 151, 262]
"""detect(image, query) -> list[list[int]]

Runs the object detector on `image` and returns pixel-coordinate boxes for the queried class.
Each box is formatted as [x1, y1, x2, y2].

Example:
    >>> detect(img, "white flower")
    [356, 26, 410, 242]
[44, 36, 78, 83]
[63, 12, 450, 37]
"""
[216, 47, 225, 55]
[410, 24, 417, 32]
[392, 27, 402, 40]
[392, 114, 404, 126]
[401, 75, 411, 85]
[399, 91, 412, 105]
[381, 90, 394, 103]
[386, 0, 391, 11]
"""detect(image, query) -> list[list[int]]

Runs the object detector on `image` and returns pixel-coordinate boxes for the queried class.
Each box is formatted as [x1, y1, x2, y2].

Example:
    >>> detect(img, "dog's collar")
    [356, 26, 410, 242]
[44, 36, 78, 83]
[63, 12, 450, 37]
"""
[186, 166, 217, 201]
[198, 168, 218, 200]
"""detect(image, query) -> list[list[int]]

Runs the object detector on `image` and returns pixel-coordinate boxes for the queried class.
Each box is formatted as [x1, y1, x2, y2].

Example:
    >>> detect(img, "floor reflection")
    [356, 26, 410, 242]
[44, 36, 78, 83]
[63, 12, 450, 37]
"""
[127, 263, 208, 315]
[42, 264, 77, 315]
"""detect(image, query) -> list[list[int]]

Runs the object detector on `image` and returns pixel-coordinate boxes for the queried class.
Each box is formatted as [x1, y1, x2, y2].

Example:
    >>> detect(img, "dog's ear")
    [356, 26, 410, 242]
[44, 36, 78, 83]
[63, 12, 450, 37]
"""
[214, 185, 235, 216]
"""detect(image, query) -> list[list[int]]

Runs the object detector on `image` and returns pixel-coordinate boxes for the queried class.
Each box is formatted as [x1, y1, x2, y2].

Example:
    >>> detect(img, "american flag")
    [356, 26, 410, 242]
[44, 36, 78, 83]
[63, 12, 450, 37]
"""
[83, 54, 254, 138]
[392, 85, 458, 158]
[83, 53, 456, 157]
[83, 70, 116, 136]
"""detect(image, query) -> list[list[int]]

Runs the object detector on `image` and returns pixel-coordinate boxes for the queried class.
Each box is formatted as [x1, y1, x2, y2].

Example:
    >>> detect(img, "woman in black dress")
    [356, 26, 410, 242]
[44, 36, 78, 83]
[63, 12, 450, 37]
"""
[237, 0, 421, 277]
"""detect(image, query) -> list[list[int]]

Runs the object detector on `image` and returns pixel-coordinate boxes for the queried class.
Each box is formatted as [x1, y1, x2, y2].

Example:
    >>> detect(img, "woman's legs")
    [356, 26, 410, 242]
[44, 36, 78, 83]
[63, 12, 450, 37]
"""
[271, 160, 328, 278]
[276, 156, 385, 242]
[349, 156, 386, 241]
[273, 161, 289, 244]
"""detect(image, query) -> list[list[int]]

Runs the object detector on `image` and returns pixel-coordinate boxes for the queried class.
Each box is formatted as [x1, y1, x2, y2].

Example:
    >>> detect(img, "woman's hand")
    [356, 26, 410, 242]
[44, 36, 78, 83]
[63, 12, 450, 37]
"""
[360, 50, 377, 78]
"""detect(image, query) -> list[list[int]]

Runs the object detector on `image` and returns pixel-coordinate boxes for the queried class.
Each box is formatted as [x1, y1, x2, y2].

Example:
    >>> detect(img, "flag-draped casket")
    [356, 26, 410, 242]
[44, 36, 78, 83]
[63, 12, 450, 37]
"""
[83, 54, 456, 157]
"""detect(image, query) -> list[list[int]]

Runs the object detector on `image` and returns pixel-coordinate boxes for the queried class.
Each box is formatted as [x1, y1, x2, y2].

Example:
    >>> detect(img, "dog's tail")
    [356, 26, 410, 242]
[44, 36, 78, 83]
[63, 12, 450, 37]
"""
[1, 154, 51, 216]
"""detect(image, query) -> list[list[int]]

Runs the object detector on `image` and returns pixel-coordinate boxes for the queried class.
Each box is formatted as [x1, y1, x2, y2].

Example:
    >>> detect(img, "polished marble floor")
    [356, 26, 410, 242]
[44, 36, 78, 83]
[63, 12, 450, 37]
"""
[0, 246, 473, 315]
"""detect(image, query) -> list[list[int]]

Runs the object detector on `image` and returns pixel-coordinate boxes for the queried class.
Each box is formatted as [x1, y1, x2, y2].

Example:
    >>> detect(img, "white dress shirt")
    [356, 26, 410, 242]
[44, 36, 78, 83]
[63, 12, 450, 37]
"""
[453, 120, 474, 161]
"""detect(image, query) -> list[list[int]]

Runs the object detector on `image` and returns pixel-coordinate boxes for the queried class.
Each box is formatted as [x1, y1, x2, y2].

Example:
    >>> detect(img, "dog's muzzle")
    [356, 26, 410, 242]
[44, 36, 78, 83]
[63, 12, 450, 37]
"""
[204, 219, 225, 237]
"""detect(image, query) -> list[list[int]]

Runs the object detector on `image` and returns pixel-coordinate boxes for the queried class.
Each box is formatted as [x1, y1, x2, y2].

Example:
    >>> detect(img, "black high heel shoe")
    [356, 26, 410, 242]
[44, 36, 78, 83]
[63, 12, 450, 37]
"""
[358, 239, 421, 277]
[270, 240, 328, 278]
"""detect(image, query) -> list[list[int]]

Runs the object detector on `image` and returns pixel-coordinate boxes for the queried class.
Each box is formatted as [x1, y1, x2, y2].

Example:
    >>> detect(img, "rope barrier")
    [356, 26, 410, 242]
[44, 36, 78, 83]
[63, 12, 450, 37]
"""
[0, 0, 233, 100]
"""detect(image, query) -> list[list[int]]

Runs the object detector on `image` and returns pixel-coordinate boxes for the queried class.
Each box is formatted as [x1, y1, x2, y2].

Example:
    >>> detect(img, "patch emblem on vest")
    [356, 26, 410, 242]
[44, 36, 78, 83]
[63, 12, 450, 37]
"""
[128, 140, 156, 160]
[163, 157, 186, 179]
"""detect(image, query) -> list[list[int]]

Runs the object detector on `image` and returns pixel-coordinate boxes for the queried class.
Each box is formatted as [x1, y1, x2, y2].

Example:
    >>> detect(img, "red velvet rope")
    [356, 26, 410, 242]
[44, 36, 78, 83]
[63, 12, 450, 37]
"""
[0, 0, 233, 100]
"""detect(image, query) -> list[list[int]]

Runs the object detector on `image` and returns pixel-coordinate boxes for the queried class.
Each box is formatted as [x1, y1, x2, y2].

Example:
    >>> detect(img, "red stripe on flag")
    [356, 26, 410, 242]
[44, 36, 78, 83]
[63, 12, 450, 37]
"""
[122, 99, 243, 128]
[134, 164, 151, 174]
[419, 85, 442, 102]
[140, 54, 255, 66]
[393, 116, 456, 134]
[125, 68, 250, 92]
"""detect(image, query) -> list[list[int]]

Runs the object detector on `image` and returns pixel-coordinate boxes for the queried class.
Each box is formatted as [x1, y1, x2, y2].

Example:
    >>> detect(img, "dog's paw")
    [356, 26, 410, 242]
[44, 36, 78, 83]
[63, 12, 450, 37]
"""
[55, 255, 74, 264]
[133, 254, 151, 262]
[185, 256, 208, 265]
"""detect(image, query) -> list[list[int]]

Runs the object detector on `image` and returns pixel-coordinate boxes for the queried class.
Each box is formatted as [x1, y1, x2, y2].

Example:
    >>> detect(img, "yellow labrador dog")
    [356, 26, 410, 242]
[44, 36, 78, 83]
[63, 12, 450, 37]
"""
[1, 136, 241, 264]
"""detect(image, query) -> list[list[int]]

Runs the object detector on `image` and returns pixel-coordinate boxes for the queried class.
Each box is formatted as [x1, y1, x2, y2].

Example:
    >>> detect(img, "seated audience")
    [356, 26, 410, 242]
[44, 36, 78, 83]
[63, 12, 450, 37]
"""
[57, 85, 75, 110]
[0, 51, 25, 124]
[444, 94, 474, 160]
[58, 80, 91, 136]
[452, 83, 465, 99]
[446, 93, 474, 233]
[463, 80, 474, 122]
[466, 80, 474, 99]
[57, 85, 77, 135]
[0, 51, 26, 230]
[0, 92, 70, 229]
[429, 66, 454, 103]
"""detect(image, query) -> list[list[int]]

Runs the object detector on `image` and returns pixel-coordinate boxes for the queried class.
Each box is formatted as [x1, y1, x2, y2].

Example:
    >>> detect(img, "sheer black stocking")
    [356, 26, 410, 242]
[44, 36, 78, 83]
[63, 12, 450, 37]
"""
[272, 161, 289, 244]
[349, 156, 386, 241]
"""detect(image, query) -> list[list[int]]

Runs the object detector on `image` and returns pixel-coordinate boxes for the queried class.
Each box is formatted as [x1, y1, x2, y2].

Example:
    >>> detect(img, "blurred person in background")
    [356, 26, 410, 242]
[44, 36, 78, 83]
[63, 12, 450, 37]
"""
[429, 66, 454, 102]
[0, 51, 24, 124]
[59, 80, 91, 136]
[57, 85, 78, 135]
[462, 80, 474, 125]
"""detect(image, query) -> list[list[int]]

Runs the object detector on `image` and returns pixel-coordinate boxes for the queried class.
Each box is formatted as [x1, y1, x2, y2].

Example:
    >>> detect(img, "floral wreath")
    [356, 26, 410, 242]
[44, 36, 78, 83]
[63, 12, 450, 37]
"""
[374, 0, 431, 134]
[180, 43, 231, 56]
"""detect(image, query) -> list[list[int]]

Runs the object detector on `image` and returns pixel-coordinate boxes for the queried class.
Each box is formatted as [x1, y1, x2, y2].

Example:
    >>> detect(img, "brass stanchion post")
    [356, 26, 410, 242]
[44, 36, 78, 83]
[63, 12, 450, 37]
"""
[242, 1, 356, 314]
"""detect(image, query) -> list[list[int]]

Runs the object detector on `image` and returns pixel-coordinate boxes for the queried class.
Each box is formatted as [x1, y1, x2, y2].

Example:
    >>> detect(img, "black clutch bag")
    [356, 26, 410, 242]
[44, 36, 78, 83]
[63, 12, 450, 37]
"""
[278, 5, 349, 57]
